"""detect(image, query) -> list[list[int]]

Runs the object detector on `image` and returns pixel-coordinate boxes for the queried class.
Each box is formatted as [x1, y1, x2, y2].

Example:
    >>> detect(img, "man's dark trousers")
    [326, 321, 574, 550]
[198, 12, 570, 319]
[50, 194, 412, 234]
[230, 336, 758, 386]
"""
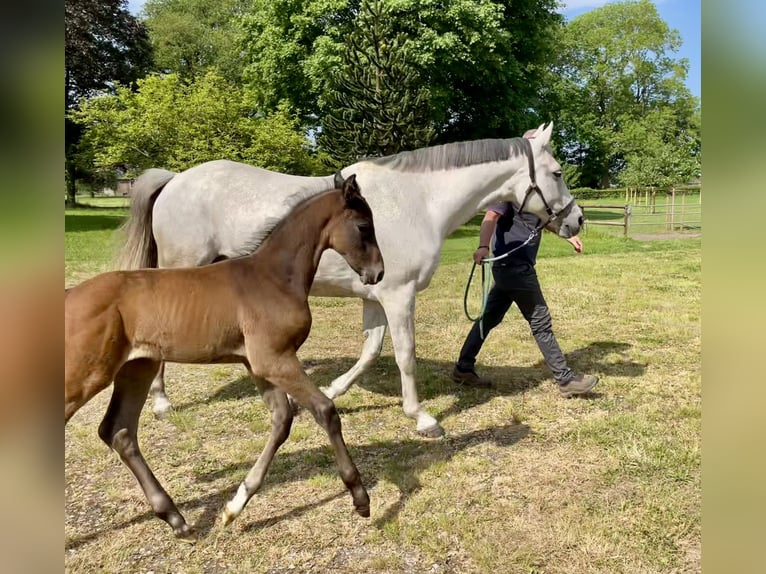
[456, 263, 574, 383]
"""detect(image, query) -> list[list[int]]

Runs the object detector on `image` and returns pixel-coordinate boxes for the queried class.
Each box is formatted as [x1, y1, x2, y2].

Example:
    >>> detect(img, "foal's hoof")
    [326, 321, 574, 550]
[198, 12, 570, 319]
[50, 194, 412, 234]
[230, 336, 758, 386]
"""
[418, 423, 445, 438]
[174, 524, 197, 544]
[355, 503, 371, 518]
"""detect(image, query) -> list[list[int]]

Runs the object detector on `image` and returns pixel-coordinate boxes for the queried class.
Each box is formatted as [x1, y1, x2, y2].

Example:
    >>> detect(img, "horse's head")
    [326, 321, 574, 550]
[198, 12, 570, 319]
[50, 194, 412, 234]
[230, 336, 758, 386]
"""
[328, 173, 385, 285]
[505, 123, 583, 238]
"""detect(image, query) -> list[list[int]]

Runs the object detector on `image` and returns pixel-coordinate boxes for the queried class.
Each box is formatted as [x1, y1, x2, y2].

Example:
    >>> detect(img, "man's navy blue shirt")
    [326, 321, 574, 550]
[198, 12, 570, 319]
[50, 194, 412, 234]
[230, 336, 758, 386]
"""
[489, 202, 541, 267]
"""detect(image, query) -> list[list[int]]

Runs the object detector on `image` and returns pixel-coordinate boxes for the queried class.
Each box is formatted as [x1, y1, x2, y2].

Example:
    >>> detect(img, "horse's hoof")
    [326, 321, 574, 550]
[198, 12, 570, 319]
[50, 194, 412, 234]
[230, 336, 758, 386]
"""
[152, 401, 173, 420]
[174, 525, 197, 543]
[319, 386, 336, 400]
[221, 507, 238, 527]
[418, 423, 445, 438]
[355, 504, 371, 518]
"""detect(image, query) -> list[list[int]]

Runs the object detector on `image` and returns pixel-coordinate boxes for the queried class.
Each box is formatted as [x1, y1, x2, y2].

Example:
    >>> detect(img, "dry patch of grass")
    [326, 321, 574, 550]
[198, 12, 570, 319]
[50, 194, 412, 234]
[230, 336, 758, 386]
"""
[65, 223, 700, 573]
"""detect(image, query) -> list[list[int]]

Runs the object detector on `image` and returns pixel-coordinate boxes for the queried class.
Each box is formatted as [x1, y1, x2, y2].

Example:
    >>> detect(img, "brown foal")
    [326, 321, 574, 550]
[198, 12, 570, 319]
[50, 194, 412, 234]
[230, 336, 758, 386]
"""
[65, 174, 384, 540]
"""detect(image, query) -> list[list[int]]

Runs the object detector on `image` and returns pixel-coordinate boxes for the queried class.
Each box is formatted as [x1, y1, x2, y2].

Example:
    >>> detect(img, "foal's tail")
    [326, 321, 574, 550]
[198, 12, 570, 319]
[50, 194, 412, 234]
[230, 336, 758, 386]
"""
[115, 168, 177, 270]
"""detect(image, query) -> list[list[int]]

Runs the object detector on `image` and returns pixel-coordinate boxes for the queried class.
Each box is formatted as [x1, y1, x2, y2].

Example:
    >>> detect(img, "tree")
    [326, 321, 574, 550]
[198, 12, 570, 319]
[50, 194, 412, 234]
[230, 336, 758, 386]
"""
[65, 0, 153, 205]
[543, 0, 699, 188]
[617, 107, 701, 189]
[239, 0, 562, 140]
[143, 0, 249, 83]
[73, 72, 320, 176]
[320, 0, 435, 162]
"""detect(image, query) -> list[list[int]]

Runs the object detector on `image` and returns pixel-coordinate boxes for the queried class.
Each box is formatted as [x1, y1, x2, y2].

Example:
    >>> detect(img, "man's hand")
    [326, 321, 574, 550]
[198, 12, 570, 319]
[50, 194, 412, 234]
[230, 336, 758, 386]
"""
[567, 235, 583, 253]
[474, 246, 490, 264]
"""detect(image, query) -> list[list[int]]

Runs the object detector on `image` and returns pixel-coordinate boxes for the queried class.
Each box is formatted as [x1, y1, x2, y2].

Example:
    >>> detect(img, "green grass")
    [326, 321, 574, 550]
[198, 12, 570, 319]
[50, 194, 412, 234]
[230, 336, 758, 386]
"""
[65, 204, 700, 573]
[65, 202, 128, 285]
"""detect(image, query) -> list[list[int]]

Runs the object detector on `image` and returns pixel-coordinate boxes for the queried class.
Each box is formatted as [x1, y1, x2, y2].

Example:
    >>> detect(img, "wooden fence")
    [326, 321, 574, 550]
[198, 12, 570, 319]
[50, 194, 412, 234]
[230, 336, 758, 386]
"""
[581, 188, 702, 237]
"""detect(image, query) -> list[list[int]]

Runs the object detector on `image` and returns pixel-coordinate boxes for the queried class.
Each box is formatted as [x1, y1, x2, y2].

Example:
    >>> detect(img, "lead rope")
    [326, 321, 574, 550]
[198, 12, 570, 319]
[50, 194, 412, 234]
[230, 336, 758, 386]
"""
[462, 229, 539, 339]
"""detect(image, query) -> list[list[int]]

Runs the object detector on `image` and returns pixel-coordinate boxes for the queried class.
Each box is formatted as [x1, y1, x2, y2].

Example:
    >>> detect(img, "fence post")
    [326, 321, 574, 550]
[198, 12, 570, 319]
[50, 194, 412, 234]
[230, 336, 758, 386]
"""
[681, 191, 686, 229]
[624, 204, 631, 237]
[670, 188, 676, 231]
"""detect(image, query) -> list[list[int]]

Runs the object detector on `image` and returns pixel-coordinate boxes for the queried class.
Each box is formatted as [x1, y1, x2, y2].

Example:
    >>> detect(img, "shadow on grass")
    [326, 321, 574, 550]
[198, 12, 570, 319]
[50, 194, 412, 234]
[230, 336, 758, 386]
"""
[168, 341, 644, 422]
[65, 212, 126, 233]
[65, 423, 528, 548]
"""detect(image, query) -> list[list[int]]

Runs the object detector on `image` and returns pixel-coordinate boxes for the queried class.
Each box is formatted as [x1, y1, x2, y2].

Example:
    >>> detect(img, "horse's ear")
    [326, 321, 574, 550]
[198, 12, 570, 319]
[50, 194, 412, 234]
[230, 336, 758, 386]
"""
[523, 129, 538, 139]
[334, 170, 345, 189]
[532, 123, 553, 148]
[342, 174, 360, 202]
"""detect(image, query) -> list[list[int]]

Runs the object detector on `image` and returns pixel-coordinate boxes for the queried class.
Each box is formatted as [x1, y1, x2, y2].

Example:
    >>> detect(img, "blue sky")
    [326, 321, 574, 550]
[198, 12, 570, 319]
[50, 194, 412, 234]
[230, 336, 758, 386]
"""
[128, 0, 701, 99]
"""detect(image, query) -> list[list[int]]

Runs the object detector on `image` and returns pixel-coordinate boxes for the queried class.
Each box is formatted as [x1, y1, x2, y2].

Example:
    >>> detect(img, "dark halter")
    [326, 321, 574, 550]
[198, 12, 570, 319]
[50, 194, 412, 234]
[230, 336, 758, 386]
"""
[517, 137, 576, 233]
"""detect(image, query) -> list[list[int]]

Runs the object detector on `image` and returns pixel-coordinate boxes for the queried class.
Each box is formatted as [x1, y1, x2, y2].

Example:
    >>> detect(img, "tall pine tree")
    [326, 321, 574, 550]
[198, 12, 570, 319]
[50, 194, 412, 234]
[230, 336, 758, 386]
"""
[319, 0, 435, 163]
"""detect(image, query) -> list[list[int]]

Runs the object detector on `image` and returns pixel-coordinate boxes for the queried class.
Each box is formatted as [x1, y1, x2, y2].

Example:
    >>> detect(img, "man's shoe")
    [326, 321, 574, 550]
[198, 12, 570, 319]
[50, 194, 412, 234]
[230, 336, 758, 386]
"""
[451, 366, 494, 388]
[557, 373, 599, 398]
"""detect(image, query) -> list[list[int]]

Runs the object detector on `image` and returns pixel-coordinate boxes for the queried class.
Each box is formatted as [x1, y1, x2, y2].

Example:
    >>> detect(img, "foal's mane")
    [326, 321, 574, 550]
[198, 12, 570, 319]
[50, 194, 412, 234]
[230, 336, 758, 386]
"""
[232, 184, 336, 258]
[366, 138, 527, 173]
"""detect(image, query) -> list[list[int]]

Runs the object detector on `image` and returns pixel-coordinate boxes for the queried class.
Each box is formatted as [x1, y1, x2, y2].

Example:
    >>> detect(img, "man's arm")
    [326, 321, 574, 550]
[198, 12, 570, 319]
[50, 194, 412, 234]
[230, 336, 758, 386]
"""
[473, 210, 502, 264]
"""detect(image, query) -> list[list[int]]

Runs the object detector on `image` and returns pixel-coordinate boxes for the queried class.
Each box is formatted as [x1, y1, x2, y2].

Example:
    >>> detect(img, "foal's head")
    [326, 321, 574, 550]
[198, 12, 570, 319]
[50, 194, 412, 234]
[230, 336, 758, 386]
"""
[328, 173, 385, 285]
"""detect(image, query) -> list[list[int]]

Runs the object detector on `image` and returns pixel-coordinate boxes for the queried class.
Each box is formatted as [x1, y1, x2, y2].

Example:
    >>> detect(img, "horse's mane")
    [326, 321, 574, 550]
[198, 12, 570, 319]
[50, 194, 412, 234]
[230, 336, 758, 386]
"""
[231, 183, 335, 258]
[365, 138, 527, 173]
[228, 138, 527, 257]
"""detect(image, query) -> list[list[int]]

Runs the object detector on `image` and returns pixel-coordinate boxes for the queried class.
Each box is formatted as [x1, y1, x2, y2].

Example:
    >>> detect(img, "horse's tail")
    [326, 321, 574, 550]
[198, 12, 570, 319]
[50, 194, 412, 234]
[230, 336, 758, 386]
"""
[115, 168, 177, 270]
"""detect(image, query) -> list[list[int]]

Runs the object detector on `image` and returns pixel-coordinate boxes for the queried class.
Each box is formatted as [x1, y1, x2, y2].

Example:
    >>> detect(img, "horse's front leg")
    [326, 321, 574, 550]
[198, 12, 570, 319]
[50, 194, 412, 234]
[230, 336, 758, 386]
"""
[263, 355, 369, 518]
[222, 375, 293, 525]
[322, 298, 387, 399]
[380, 284, 444, 438]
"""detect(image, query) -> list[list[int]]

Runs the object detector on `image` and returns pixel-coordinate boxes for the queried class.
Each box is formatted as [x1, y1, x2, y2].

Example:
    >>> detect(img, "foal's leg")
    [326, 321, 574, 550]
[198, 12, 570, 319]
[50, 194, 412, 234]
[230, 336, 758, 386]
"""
[322, 299, 388, 400]
[260, 355, 370, 518]
[380, 285, 444, 438]
[222, 376, 293, 525]
[66, 367, 115, 423]
[98, 359, 194, 541]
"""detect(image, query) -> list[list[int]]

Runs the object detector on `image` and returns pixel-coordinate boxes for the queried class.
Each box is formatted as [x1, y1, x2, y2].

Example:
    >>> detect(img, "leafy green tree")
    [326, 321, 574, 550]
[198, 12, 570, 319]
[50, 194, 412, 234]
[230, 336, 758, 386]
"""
[544, 0, 699, 188]
[65, 0, 153, 205]
[143, 0, 249, 83]
[320, 0, 435, 162]
[617, 107, 701, 189]
[239, 0, 561, 140]
[73, 72, 319, 176]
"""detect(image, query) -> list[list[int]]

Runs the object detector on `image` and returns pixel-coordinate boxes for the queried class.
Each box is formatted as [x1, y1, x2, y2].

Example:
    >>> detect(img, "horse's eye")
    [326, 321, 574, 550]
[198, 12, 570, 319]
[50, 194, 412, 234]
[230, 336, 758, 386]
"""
[553, 170, 563, 178]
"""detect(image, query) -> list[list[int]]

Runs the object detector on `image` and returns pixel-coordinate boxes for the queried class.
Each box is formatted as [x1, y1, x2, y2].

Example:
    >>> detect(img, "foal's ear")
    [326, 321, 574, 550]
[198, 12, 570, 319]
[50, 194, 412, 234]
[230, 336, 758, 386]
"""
[341, 174, 360, 201]
[334, 170, 345, 189]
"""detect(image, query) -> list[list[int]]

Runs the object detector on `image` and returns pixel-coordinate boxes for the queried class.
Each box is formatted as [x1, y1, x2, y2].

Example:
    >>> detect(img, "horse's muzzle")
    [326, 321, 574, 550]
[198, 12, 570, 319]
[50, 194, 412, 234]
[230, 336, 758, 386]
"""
[360, 266, 385, 285]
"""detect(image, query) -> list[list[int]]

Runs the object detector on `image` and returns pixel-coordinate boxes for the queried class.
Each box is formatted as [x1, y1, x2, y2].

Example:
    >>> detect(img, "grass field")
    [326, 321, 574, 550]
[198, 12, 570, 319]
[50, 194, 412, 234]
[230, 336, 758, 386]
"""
[65, 201, 701, 573]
